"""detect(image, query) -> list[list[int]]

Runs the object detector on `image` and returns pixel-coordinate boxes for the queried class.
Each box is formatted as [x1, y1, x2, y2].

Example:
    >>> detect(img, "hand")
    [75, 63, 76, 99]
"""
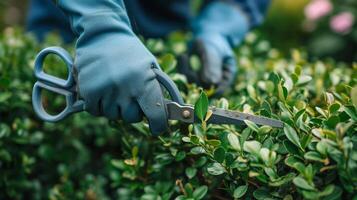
[76, 36, 167, 134]
[179, 33, 237, 96]
[179, 1, 249, 95]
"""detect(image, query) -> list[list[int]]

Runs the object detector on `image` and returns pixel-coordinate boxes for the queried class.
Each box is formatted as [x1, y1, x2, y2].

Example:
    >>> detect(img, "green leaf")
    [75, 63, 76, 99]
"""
[304, 151, 324, 162]
[159, 53, 177, 72]
[351, 86, 357, 107]
[243, 140, 262, 155]
[206, 139, 221, 147]
[190, 55, 202, 72]
[191, 147, 206, 155]
[258, 126, 272, 135]
[284, 124, 302, 150]
[244, 120, 259, 132]
[253, 188, 271, 200]
[319, 185, 335, 197]
[329, 103, 340, 114]
[283, 140, 301, 155]
[190, 135, 200, 145]
[193, 157, 207, 168]
[175, 151, 186, 161]
[296, 75, 312, 86]
[192, 185, 208, 200]
[277, 82, 286, 102]
[213, 147, 226, 163]
[233, 185, 248, 199]
[185, 167, 197, 179]
[293, 177, 315, 191]
[324, 115, 340, 128]
[207, 163, 226, 175]
[227, 133, 241, 151]
[194, 90, 209, 122]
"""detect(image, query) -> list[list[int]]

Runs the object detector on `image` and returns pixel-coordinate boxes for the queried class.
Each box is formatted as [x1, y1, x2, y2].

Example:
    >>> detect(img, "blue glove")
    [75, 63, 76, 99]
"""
[179, 1, 249, 95]
[56, 0, 168, 134]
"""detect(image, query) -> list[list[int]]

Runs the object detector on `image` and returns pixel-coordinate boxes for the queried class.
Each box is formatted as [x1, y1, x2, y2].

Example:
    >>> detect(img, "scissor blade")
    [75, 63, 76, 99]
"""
[208, 107, 284, 128]
[165, 101, 284, 128]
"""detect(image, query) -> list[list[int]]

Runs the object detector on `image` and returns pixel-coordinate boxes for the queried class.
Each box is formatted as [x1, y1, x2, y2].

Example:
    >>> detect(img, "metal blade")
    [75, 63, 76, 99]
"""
[166, 101, 284, 128]
[208, 107, 284, 128]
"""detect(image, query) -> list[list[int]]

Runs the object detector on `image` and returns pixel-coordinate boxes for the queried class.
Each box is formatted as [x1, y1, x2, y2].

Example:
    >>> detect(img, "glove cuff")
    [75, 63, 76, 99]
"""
[57, 0, 132, 37]
[192, 1, 249, 47]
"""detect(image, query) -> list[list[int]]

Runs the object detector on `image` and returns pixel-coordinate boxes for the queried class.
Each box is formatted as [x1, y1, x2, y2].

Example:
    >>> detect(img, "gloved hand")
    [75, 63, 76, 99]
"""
[57, 0, 168, 134]
[179, 1, 249, 95]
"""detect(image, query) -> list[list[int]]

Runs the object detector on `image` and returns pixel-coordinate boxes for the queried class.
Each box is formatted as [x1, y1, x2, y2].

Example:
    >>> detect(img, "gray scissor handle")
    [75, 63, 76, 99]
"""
[32, 47, 84, 122]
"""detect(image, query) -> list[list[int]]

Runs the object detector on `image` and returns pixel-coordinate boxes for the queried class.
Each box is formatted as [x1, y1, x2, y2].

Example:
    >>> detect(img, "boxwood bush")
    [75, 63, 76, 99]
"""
[0, 28, 356, 200]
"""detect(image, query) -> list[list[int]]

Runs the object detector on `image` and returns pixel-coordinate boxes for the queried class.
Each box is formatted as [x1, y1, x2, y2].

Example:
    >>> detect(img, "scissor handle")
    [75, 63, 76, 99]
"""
[34, 46, 75, 88]
[152, 68, 185, 105]
[32, 47, 84, 122]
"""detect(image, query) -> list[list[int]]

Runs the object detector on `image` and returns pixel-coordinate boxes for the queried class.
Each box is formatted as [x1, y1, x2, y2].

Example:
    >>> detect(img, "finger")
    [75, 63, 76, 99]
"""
[136, 75, 168, 135]
[77, 67, 107, 116]
[120, 99, 143, 123]
[193, 39, 222, 87]
[215, 56, 237, 95]
[102, 88, 120, 120]
[177, 53, 200, 84]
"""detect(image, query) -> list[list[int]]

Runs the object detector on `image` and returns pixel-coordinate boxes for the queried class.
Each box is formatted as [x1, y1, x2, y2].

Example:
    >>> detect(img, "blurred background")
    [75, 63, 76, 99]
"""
[0, 0, 356, 61]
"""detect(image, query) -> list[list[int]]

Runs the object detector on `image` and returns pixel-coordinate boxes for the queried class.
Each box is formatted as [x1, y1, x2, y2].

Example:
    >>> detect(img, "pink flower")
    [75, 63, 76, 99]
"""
[330, 12, 355, 34]
[305, 0, 332, 21]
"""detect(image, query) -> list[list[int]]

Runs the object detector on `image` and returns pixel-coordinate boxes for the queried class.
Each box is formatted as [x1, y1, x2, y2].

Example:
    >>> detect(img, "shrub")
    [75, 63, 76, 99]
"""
[0, 28, 356, 199]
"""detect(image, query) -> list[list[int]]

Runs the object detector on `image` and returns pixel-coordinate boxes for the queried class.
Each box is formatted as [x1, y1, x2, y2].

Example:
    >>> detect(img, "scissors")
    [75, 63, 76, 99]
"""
[32, 47, 284, 128]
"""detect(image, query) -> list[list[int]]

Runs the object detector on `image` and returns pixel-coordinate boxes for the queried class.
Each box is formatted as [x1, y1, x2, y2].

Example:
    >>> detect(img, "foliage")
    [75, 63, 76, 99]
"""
[303, 0, 357, 62]
[0, 28, 357, 200]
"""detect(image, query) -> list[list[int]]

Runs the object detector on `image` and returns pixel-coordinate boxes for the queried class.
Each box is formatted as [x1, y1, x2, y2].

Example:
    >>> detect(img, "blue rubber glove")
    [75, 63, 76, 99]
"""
[56, 0, 168, 134]
[179, 1, 249, 95]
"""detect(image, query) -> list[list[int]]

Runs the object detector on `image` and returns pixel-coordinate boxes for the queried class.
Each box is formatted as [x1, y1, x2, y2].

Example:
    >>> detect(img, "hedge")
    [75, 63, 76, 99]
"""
[0, 28, 356, 200]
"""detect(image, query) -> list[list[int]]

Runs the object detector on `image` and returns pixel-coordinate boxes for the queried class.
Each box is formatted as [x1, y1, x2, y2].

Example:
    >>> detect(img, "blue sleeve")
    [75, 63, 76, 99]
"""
[232, 0, 271, 27]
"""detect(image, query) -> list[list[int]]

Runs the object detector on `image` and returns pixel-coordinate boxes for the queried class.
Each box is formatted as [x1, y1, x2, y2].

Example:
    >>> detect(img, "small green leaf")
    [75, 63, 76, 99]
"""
[319, 185, 335, 197]
[227, 133, 241, 151]
[244, 120, 259, 132]
[213, 147, 226, 163]
[296, 75, 312, 86]
[182, 137, 191, 143]
[304, 151, 324, 162]
[185, 167, 197, 179]
[191, 147, 205, 155]
[192, 185, 208, 200]
[324, 115, 340, 128]
[190, 55, 202, 72]
[243, 140, 262, 155]
[159, 53, 177, 72]
[295, 65, 302, 76]
[328, 103, 340, 114]
[284, 124, 302, 150]
[278, 82, 286, 102]
[293, 177, 316, 191]
[258, 126, 272, 135]
[253, 188, 271, 200]
[207, 163, 226, 175]
[233, 185, 248, 199]
[190, 135, 200, 145]
[194, 90, 209, 122]
[175, 151, 186, 161]
[351, 86, 357, 107]
[207, 139, 221, 147]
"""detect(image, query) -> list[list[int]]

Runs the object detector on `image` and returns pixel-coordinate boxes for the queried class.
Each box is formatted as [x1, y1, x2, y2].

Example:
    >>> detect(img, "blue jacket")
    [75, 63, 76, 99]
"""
[27, 0, 270, 42]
